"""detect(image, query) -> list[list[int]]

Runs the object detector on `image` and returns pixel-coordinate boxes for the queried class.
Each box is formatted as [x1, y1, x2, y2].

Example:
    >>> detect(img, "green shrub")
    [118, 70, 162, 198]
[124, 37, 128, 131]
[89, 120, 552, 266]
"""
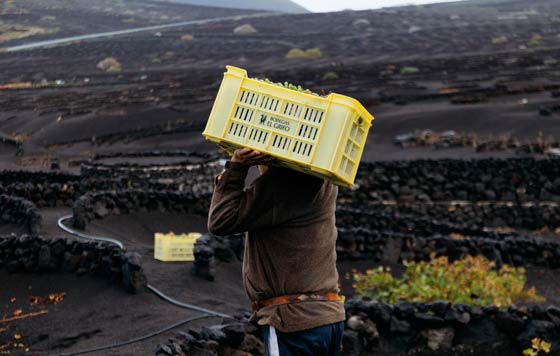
[96, 57, 121, 72]
[322, 71, 339, 80]
[233, 24, 257, 34]
[353, 254, 544, 307]
[286, 48, 307, 59]
[492, 36, 508, 44]
[162, 51, 175, 60]
[400, 66, 420, 75]
[305, 48, 322, 58]
[286, 48, 323, 59]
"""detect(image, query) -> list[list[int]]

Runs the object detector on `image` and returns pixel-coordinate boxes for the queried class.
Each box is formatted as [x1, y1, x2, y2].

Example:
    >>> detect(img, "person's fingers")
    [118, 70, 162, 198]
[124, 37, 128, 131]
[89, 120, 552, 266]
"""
[233, 148, 274, 165]
[249, 156, 274, 165]
[247, 152, 268, 160]
[244, 150, 262, 159]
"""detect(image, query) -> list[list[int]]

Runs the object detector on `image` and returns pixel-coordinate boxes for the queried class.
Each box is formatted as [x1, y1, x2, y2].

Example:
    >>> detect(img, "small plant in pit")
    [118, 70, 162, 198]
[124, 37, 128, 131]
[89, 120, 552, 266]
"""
[353, 254, 544, 307]
[285, 47, 323, 59]
[400, 66, 420, 75]
[523, 338, 552, 356]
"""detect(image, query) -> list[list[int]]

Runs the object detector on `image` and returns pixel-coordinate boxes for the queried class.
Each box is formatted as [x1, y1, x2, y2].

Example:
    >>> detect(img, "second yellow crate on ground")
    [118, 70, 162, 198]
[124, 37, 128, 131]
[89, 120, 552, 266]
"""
[154, 232, 202, 262]
[202, 66, 375, 187]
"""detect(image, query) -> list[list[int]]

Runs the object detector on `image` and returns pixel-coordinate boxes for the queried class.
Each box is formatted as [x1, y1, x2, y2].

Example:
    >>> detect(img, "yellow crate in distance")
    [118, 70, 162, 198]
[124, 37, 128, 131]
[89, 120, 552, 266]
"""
[202, 66, 375, 187]
[154, 232, 202, 262]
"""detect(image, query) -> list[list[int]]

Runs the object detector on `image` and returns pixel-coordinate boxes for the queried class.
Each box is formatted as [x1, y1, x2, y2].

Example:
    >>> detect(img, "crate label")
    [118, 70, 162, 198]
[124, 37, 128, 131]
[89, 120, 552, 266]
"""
[257, 114, 295, 135]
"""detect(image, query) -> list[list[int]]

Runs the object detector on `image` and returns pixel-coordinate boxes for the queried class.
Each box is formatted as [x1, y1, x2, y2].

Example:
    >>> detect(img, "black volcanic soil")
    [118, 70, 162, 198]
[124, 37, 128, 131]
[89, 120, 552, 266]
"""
[2, 210, 560, 355]
[2, 0, 560, 158]
[2, 0, 560, 354]
[0, 269, 232, 356]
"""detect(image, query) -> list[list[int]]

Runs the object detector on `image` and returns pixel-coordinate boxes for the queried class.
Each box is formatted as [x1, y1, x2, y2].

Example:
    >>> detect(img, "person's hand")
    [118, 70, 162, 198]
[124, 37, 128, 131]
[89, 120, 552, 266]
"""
[231, 148, 274, 167]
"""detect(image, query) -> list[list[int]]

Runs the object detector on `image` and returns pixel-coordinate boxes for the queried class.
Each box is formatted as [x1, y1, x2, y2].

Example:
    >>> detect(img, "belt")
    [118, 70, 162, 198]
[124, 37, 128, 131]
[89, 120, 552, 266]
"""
[252, 293, 342, 312]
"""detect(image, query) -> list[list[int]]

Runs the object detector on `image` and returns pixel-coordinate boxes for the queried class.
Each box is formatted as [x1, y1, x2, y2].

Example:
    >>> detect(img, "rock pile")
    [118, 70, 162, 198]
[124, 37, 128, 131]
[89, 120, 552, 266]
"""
[0, 234, 146, 293]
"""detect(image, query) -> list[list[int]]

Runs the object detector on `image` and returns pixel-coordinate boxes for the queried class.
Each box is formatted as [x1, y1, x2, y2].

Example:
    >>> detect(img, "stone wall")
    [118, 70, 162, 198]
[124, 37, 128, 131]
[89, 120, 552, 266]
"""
[337, 226, 560, 267]
[80, 156, 222, 180]
[0, 159, 221, 208]
[92, 151, 218, 160]
[336, 209, 560, 267]
[354, 201, 560, 230]
[0, 194, 41, 233]
[350, 158, 560, 203]
[0, 171, 77, 185]
[0, 234, 146, 293]
[155, 299, 560, 356]
[0, 135, 18, 147]
[341, 299, 560, 355]
[72, 190, 212, 229]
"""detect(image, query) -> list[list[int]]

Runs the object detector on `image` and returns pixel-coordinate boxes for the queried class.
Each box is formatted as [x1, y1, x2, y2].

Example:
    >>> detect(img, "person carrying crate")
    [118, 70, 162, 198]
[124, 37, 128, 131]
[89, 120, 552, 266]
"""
[208, 148, 345, 356]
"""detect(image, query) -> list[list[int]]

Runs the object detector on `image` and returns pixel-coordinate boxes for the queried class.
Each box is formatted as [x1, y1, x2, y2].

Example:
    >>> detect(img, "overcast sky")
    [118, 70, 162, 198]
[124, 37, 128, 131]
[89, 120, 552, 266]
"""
[292, 0, 466, 12]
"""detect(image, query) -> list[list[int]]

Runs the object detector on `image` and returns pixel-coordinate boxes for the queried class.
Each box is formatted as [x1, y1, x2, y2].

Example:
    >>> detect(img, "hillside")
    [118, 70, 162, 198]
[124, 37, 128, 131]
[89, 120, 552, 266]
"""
[0, 0, 560, 159]
[0, 0, 254, 46]
[408, 0, 560, 14]
[159, 0, 309, 13]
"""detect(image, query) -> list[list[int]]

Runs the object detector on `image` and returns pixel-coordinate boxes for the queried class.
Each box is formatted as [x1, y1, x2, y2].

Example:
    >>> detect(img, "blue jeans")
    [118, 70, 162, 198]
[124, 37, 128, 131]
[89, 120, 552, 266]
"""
[263, 321, 345, 356]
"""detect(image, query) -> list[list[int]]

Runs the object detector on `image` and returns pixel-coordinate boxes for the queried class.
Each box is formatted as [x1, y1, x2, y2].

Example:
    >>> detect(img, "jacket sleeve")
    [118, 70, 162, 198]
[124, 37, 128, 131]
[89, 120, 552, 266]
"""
[207, 163, 275, 236]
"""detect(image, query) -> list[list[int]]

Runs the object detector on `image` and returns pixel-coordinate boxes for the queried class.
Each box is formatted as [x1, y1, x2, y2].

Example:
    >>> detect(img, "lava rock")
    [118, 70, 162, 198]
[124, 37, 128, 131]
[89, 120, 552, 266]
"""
[422, 327, 454, 351]
[390, 317, 411, 334]
[221, 323, 247, 347]
[413, 313, 445, 328]
[516, 320, 556, 349]
[122, 252, 147, 293]
[495, 311, 526, 337]
[366, 300, 393, 328]
[37, 245, 51, 269]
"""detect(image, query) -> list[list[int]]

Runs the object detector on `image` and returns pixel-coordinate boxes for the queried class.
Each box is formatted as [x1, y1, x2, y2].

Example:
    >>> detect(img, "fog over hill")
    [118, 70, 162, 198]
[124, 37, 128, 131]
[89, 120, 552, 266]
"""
[158, 0, 309, 13]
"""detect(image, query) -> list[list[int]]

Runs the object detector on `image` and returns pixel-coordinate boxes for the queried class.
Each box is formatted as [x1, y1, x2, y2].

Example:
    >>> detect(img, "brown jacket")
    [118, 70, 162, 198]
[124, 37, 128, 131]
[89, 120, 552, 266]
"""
[207, 162, 345, 333]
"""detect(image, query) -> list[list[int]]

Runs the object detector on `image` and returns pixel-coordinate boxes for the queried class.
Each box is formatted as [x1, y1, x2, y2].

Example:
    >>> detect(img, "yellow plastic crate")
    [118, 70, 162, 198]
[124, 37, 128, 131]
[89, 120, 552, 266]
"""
[154, 232, 202, 262]
[202, 66, 375, 187]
